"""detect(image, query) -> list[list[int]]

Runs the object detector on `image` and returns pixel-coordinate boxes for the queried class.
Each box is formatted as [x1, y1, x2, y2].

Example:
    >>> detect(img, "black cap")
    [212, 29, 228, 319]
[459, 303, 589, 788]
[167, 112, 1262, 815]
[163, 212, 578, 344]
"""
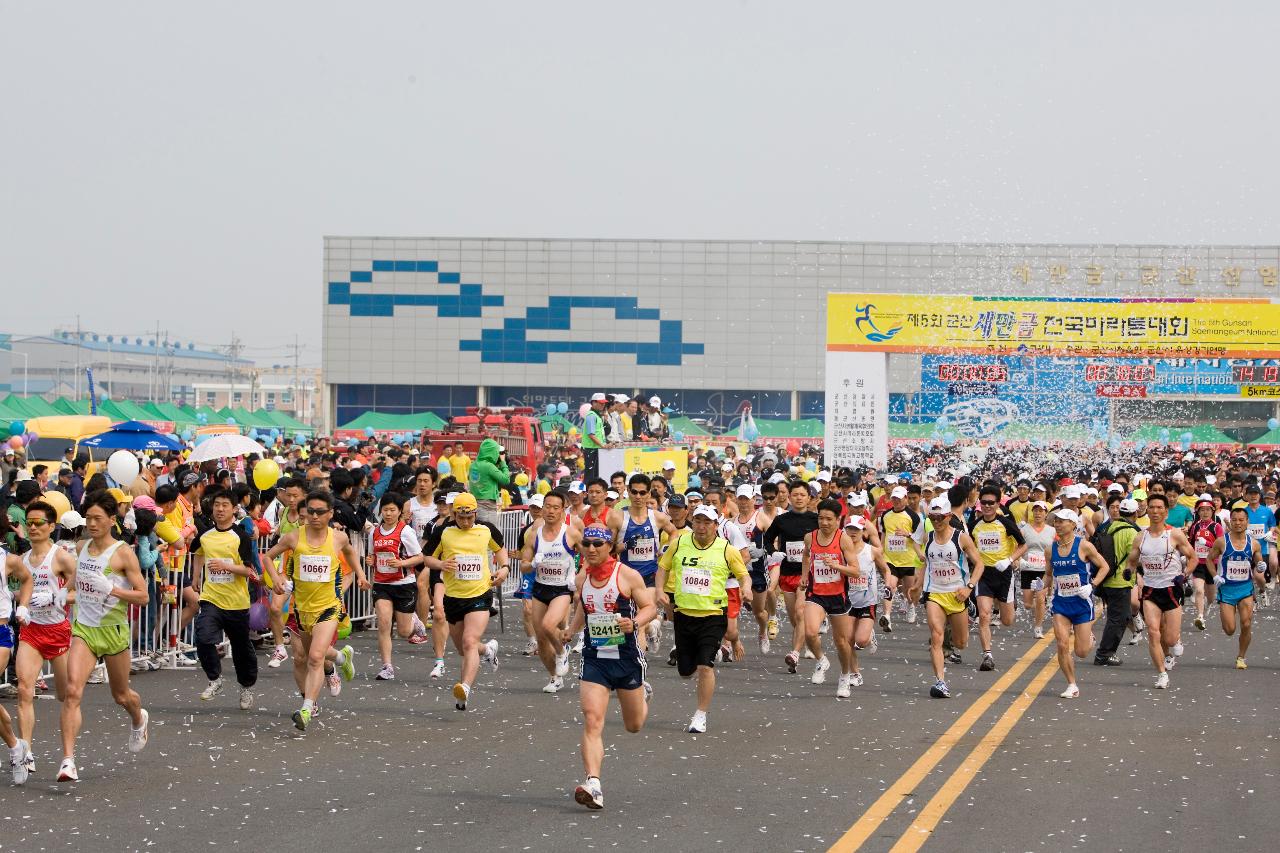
[666, 493, 688, 509]
[179, 470, 206, 490]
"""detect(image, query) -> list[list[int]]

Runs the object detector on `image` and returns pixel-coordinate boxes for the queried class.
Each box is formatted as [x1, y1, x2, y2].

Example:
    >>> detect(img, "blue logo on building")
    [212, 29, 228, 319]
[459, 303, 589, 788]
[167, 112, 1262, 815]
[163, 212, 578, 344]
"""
[854, 303, 902, 342]
[328, 260, 703, 366]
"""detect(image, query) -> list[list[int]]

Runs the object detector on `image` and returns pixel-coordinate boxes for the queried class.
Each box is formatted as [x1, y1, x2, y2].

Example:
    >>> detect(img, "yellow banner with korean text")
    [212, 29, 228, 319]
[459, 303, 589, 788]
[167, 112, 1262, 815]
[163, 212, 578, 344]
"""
[826, 294, 1280, 359]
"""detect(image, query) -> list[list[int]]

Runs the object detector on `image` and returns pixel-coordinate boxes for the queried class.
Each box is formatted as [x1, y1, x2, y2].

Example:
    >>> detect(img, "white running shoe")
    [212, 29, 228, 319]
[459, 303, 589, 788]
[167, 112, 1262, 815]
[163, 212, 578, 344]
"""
[811, 656, 830, 685]
[239, 688, 254, 711]
[1033, 627, 1044, 639]
[835, 674, 851, 699]
[570, 635, 584, 655]
[483, 639, 500, 671]
[802, 648, 816, 660]
[429, 659, 445, 679]
[759, 634, 771, 656]
[453, 681, 471, 710]
[1171, 642, 1184, 657]
[57, 757, 78, 782]
[819, 618, 830, 635]
[87, 662, 106, 684]
[1193, 615, 1206, 631]
[1128, 631, 1141, 645]
[1133, 613, 1146, 633]
[905, 606, 918, 625]
[643, 681, 653, 704]
[542, 676, 564, 694]
[554, 650, 569, 677]
[523, 637, 539, 656]
[11, 739, 31, 785]
[128, 709, 149, 753]
[1154, 671, 1169, 689]
[574, 776, 604, 810]
[849, 671, 864, 687]
[1164, 655, 1177, 670]
[201, 677, 225, 701]
[267, 645, 288, 668]
[1060, 683, 1080, 699]
[327, 670, 342, 697]
[376, 663, 396, 681]
[687, 711, 708, 733]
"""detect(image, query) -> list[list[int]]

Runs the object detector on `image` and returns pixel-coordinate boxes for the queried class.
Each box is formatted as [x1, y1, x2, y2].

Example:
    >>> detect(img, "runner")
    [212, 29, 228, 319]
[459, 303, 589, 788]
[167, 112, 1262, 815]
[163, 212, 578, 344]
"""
[406, 469, 439, 643]
[921, 496, 984, 698]
[424, 492, 509, 710]
[798, 499, 854, 691]
[365, 492, 425, 680]
[513, 493, 544, 657]
[967, 485, 1027, 673]
[266, 477, 305, 669]
[564, 524, 656, 809]
[654, 504, 750, 733]
[1017, 500, 1055, 638]
[263, 490, 369, 731]
[733, 482, 778, 654]
[1206, 506, 1266, 668]
[1, 535, 34, 784]
[190, 489, 261, 709]
[1186, 496, 1223, 631]
[841, 515, 894, 695]
[1122, 493, 1197, 689]
[520, 490, 581, 693]
[420, 490, 455, 679]
[1045, 509, 1110, 698]
[59, 490, 151, 781]
[876, 485, 925, 629]
[1241, 483, 1276, 605]
[763, 481, 819, 673]
[702, 487, 751, 661]
[9, 500, 75, 783]
[1092, 496, 1141, 666]
[608, 473, 675, 654]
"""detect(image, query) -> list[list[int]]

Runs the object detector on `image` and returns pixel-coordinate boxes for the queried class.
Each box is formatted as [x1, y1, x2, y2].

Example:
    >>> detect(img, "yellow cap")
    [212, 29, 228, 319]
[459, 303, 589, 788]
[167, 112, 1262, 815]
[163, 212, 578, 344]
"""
[107, 487, 132, 504]
[453, 492, 478, 511]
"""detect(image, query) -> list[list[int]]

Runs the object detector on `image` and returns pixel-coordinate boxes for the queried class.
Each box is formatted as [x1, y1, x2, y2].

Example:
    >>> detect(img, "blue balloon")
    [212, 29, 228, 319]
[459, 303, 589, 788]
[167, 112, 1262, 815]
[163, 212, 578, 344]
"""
[545, 403, 557, 416]
[688, 474, 702, 490]
[364, 426, 375, 437]
[1135, 440, 1147, 452]
[1181, 439, 1192, 451]
[195, 433, 210, 446]
[270, 428, 280, 439]
[295, 432, 306, 443]
[1270, 418, 1279, 431]
[557, 402, 569, 415]
[197, 413, 208, 424]
[347, 437, 359, 448]
[8, 420, 24, 436]
[805, 459, 817, 471]
[1181, 431, 1193, 442]
[180, 429, 193, 441]
[672, 431, 684, 442]
[248, 429, 259, 440]
[437, 458, 452, 475]
[943, 431, 957, 446]
[935, 415, 947, 428]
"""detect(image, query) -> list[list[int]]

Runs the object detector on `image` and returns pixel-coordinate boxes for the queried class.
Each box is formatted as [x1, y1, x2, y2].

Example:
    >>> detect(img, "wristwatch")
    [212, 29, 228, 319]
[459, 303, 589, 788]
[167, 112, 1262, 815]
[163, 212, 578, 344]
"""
[967, 582, 976, 591]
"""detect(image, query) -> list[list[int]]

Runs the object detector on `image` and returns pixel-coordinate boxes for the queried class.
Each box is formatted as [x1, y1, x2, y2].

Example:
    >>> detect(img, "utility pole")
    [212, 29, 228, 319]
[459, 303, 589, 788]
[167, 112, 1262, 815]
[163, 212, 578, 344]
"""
[227, 335, 243, 411]
[289, 336, 304, 420]
[74, 315, 82, 399]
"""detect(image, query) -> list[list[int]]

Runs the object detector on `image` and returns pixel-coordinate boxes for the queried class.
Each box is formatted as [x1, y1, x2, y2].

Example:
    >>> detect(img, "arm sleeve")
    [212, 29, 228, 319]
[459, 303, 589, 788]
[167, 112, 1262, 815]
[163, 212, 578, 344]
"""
[481, 521, 505, 550]
[1004, 515, 1025, 545]
[235, 526, 257, 567]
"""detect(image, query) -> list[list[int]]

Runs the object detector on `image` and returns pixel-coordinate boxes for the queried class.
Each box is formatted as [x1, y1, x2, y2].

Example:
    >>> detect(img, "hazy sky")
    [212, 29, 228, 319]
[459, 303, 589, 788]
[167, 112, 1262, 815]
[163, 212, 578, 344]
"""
[3, 2, 1277, 362]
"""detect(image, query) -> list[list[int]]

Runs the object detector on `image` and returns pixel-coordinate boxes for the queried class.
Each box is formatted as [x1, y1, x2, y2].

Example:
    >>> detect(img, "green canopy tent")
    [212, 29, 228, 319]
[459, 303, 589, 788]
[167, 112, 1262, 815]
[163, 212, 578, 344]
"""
[52, 397, 92, 415]
[1, 395, 60, 419]
[1127, 424, 1237, 445]
[338, 411, 447, 432]
[888, 422, 939, 440]
[739, 418, 825, 439]
[665, 416, 710, 437]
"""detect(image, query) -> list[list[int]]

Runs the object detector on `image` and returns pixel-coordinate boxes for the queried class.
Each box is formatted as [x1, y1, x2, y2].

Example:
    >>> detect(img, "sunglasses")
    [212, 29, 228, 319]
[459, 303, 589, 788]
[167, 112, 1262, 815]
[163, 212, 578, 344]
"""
[581, 540, 610, 548]
[629, 488, 649, 496]
[980, 500, 997, 506]
[27, 518, 51, 528]
[305, 507, 331, 515]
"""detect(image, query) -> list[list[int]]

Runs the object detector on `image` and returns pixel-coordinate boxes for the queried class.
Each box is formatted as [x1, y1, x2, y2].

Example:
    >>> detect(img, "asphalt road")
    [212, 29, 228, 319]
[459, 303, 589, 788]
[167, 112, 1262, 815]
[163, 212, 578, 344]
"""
[3, 598, 1277, 853]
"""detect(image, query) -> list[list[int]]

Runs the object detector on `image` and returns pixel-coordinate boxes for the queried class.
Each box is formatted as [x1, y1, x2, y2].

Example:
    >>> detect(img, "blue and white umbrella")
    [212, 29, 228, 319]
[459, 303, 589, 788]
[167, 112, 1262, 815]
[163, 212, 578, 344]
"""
[80, 420, 183, 452]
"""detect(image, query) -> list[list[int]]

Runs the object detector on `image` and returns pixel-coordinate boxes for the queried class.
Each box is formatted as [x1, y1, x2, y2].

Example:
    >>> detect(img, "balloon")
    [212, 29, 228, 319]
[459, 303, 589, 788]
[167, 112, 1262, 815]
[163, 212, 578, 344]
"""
[346, 437, 359, 448]
[688, 474, 702, 489]
[40, 490, 71, 520]
[1159, 428, 1170, 440]
[672, 431, 684, 442]
[107, 450, 140, 487]
[943, 432, 957, 446]
[364, 426, 375, 437]
[253, 458, 281, 490]
[196, 433, 210, 445]
[295, 432, 306, 443]
[249, 601, 270, 633]
[226, 417, 237, 426]
[536, 479, 551, 495]
[25, 432, 37, 445]
[181, 429, 193, 441]
[197, 413, 208, 423]
[567, 427, 579, 436]
[1181, 431, 1193, 442]
[8, 420, 24, 436]
[805, 459, 817, 471]
[1270, 418, 1279, 431]
[1135, 440, 1147, 452]
[248, 429, 259, 440]
[437, 458, 452, 475]
[545, 403, 557, 416]
[557, 402, 568, 415]
[1181, 439, 1192, 451]
[270, 428, 280, 439]
[336, 615, 352, 641]
[578, 403, 591, 419]
[514, 472, 530, 487]
[8, 435, 23, 449]
[935, 415, 948, 428]
[785, 440, 802, 455]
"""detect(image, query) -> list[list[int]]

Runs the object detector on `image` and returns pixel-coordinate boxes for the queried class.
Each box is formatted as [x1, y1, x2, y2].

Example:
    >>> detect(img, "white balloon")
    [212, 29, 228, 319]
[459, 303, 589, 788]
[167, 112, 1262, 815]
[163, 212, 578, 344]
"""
[107, 450, 140, 487]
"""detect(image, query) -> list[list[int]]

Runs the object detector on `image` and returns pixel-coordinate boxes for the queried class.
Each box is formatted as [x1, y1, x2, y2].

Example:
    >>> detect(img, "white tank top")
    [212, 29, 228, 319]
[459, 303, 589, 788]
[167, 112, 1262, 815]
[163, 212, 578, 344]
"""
[1137, 528, 1179, 588]
[0, 549, 11, 621]
[25, 546, 68, 625]
[924, 533, 967, 593]
[74, 540, 129, 628]
[533, 524, 575, 588]
[846, 543, 880, 607]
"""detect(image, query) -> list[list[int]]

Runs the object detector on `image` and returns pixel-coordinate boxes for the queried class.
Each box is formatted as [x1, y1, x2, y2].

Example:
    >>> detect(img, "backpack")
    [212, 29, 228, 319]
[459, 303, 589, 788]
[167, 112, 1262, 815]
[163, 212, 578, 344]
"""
[1090, 518, 1137, 574]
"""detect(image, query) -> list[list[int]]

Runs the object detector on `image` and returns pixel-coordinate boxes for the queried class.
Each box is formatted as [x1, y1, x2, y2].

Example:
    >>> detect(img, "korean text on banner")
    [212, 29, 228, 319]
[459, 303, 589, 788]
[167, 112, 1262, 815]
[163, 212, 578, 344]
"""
[597, 446, 689, 492]
[824, 350, 888, 468]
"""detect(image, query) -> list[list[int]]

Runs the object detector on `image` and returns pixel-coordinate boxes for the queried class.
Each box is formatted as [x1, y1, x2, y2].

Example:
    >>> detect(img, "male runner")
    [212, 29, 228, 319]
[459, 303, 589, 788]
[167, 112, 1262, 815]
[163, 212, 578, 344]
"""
[521, 490, 581, 693]
[60, 490, 151, 781]
[876, 485, 925, 628]
[764, 481, 819, 673]
[608, 474, 675, 653]
[1123, 493, 1197, 689]
[1017, 500, 1055, 638]
[266, 477, 305, 668]
[701, 488, 751, 661]
[1206, 506, 1266, 668]
[564, 524, 656, 809]
[967, 485, 1027, 672]
[921, 496, 984, 699]
[1242, 483, 1276, 605]
[1, 535, 34, 783]
[799, 499, 857, 693]
[733, 482, 778, 653]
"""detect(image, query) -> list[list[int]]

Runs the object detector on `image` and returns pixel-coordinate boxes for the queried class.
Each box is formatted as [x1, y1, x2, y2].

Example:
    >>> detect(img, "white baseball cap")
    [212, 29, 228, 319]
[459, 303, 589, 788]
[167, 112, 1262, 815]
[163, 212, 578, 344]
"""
[59, 510, 86, 528]
[891, 486, 908, 499]
[735, 484, 754, 498]
[768, 472, 787, 484]
[815, 470, 832, 482]
[662, 460, 676, 470]
[613, 394, 630, 403]
[692, 505, 719, 521]
[1031, 500, 1051, 510]
[935, 480, 953, 491]
[444, 493, 458, 506]
[649, 396, 662, 407]
[927, 496, 952, 515]
[1106, 483, 1124, 493]
[844, 514, 867, 530]
[850, 493, 868, 507]
[569, 481, 586, 494]
[1118, 498, 1139, 514]
[606, 490, 619, 501]
[1052, 508, 1081, 524]
[590, 393, 607, 402]
[527, 493, 544, 508]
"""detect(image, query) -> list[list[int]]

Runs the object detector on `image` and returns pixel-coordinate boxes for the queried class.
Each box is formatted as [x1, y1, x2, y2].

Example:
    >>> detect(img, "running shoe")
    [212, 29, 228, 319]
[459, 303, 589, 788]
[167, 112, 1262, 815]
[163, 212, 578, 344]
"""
[453, 682, 470, 710]
[339, 645, 356, 681]
[87, 663, 106, 684]
[979, 653, 996, 672]
[878, 612, 893, 633]
[267, 646, 288, 668]
[570, 635, 584, 655]
[406, 632, 430, 645]
[1165, 655, 1177, 670]
[835, 674, 851, 699]
[1194, 615, 1206, 631]
[802, 647, 816, 660]
[1033, 627, 1044, 639]
[1093, 655, 1122, 666]
[1128, 631, 1141, 645]
[905, 607, 918, 625]
[758, 634, 771, 656]
[687, 711, 708, 733]
[200, 677, 225, 701]
[34, 675, 48, 693]
[57, 757, 78, 782]
[1171, 642, 1184, 657]
[784, 650, 799, 674]
[643, 681, 653, 704]
[811, 655, 830, 684]
[1154, 671, 1169, 689]
[128, 709, 149, 753]
[574, 776, 604, 810]
[946, 650, 963, 665]
[239, 688, 254, 710]
[11, 739, 31, 785]
[22, 751, 34, 776]
[929, 680, 951, 698]
[1133, 613, 1146, 633]
[819, 617, 830, 635]
[523, 637, 539, 656]
[327, 670, 342, 697]
[292, 708, 311, 731]
[719, 642, 734, 663]
[666, 648, 678, 667]
[849, 671, 864, 687]
[483, 639, 500, 671]
[429, 659, 445, 679]
[554, 650, 569, 677]
[1059, 683, 1080, 699]
[1236, 657, 1248, 669]
[376, 663, 396, 681]
[542, 676, 564, 694]
[767, 617, 779, 639]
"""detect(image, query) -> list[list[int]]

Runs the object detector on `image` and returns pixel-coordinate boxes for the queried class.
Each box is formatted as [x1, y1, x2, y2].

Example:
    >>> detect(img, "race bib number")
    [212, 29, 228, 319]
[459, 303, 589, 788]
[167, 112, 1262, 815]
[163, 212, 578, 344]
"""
[1225, 559, 1251, 582]
[1055, 573, 1083, 596]
[785, 541, 805, 563]
[455, 554, 485, 582]
[930, 562, 959, 584]
[1194, 539, 1210, 560]
[847, 571, 868, 590]
[587, 612, 624, 647]
[812, 558, 840, 584]
[76, 572, 110, 603]
[1023, 550, 1046, 570]
[681, 566, 713, 596]
[536, 558, 571, 585]
[629, 537, 656, 563]
[886, 534, 907, 552]
[977, 531, 1003, 554]
[298, 555, 332, 584]
[1248, 523, 1265, 540]
[208, 566, 235, 584]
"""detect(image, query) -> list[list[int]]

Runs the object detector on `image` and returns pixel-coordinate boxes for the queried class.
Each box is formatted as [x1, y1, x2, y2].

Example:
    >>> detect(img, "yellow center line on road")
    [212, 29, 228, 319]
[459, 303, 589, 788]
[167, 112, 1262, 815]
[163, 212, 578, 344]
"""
[827, 635, 1054, 853]
[887, 655, 1060, 852]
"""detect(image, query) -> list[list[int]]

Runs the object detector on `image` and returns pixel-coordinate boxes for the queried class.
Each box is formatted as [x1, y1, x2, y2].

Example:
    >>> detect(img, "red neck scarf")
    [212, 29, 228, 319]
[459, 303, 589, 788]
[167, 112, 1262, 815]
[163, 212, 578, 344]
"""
[586, 554, 617, 583]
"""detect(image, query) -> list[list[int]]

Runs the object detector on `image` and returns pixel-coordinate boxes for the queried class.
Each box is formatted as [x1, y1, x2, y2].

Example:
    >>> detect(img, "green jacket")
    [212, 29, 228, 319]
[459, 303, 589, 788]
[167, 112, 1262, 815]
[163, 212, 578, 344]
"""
[467, 438, 510, 501]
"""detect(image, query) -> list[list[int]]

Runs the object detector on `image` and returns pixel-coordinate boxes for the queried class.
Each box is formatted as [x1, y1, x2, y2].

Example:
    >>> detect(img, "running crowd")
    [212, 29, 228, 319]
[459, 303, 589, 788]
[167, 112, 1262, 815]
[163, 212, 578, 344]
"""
[0, 423, 1275, 811]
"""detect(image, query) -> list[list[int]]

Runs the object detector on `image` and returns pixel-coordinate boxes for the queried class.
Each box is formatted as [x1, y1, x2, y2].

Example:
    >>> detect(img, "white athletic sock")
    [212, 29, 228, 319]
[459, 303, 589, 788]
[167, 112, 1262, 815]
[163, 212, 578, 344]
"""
[302, 699, 315, 713]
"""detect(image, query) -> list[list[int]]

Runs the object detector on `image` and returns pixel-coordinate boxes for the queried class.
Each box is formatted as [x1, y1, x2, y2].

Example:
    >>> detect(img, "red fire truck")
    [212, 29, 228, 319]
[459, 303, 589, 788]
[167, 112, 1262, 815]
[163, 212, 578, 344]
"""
[420, 407, 547, 474]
